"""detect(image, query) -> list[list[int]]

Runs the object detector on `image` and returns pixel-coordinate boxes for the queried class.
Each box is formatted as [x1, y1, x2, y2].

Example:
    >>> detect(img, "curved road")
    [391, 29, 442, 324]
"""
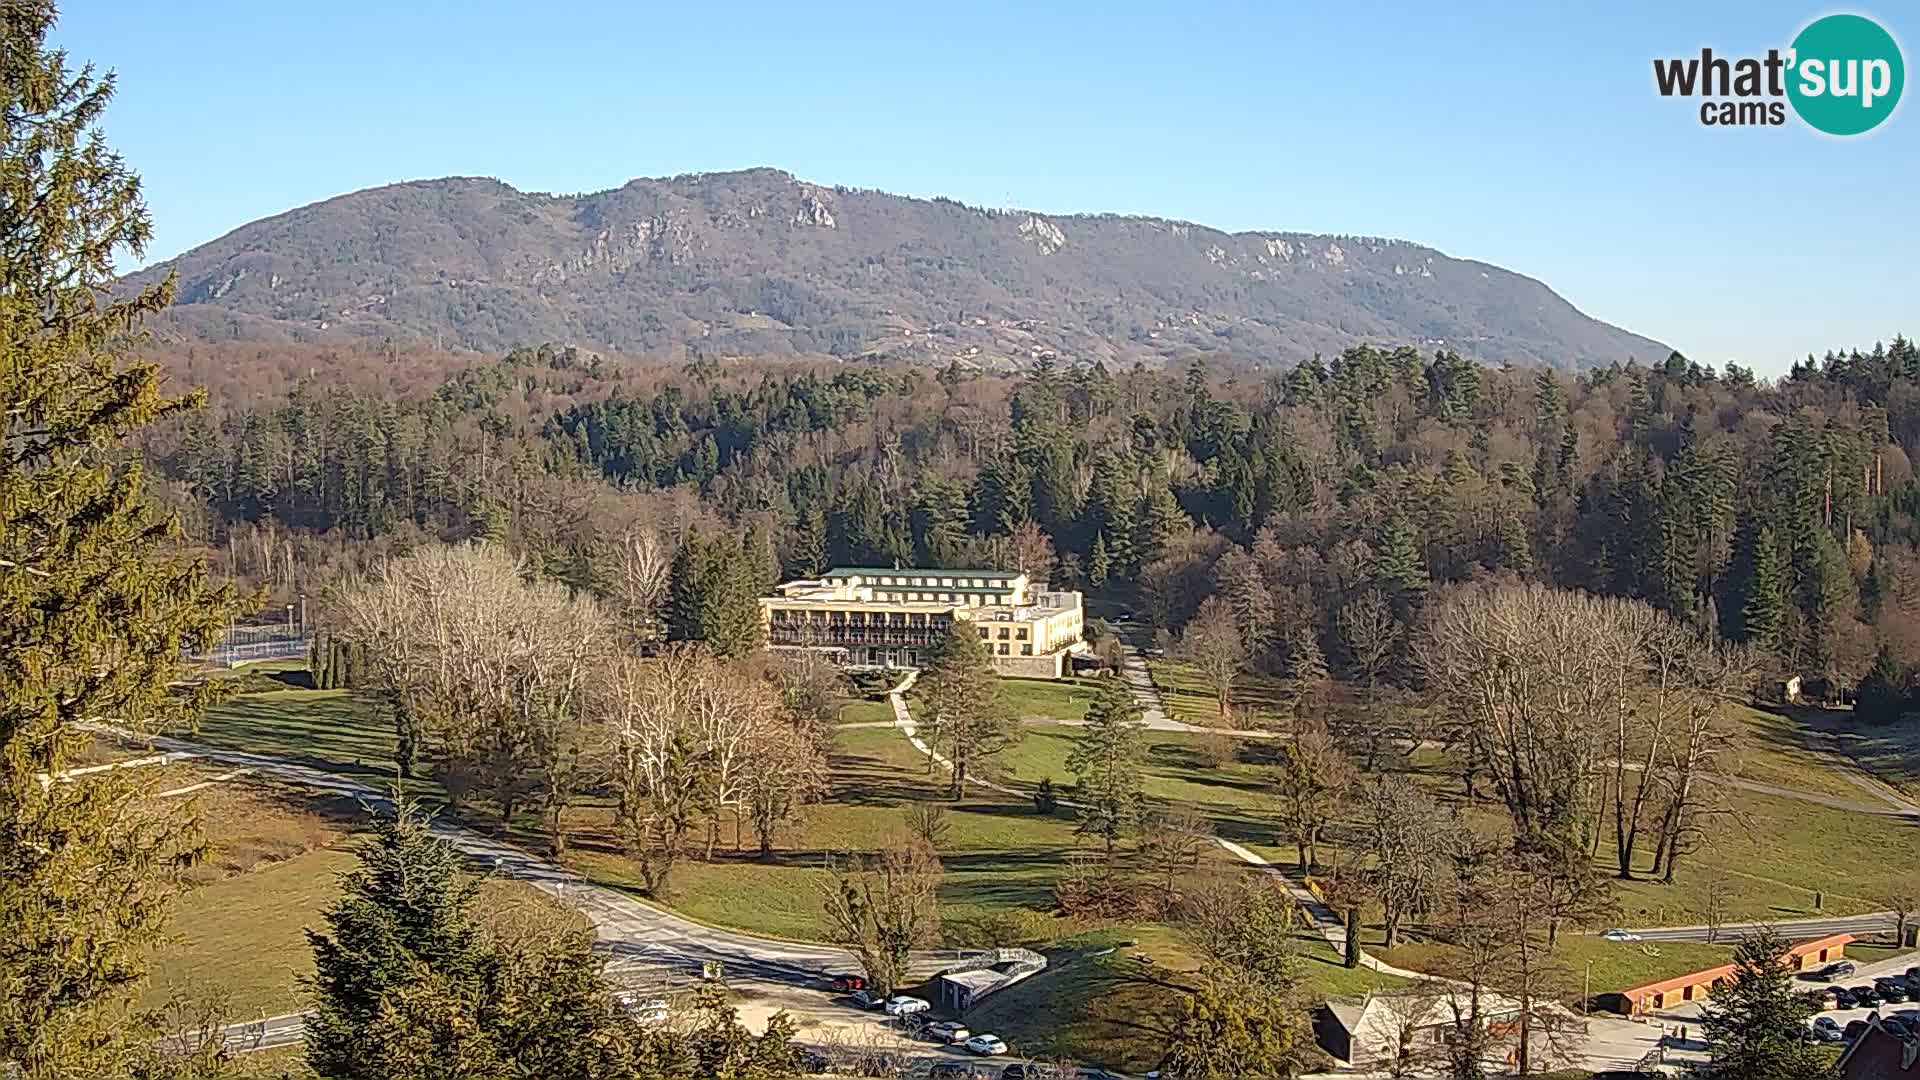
[93, 725, 961, 987]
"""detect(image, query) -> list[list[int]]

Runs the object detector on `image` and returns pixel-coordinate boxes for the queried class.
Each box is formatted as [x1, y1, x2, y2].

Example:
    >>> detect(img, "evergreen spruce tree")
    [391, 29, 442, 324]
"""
[1371, 514, 1429, 613]
[305, 799, 492, 1077]
[1065, 679, 1146, 858]
[305, 798, 661, 1080]
[1738, 527, 1788, 650]
[666, 535, 766, 658]
[917, 621, 1016, 799]
[1700, 930, 1830, 1080]
[789, 504, 828, 578]
[1088, 531, 1111, 587]
[1, 8, 239, 1071]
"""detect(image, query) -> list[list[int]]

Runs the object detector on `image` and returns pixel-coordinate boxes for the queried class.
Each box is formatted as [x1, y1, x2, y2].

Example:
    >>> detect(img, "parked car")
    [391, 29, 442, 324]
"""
[1807, 989, 1839, 1011]
[1811, 960, 1857, 981]
[962, 1034, 1009, 1056]
[828, 973, 867, 992]
[927, 1064, 976, 1080]
[1813, 1016, 1843, 1041]
[1845, 1019, 1872, 1042]
[924, 1020, 971, 1044]
[1884, 1017, 1915, 1039]
[1600, 928, 1642, 942]
[614, 992, 669, 1026]
[1853, 985, 1883, 1007]
[883, 995, 931, 1017]
[850, 988, 884, 1010]
[1001, 1066, 1060, 1080]
[1882, 981, 1911, 1003]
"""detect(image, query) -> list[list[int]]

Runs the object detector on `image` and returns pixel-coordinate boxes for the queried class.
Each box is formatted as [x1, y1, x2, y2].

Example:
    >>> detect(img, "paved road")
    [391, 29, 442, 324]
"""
[1620, 912, 1898, 943]
[88, 725, 965, 989]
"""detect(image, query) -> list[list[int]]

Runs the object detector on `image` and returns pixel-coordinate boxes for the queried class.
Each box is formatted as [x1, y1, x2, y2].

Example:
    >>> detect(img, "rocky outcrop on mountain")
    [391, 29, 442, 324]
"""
[128, 167, 1667, 370]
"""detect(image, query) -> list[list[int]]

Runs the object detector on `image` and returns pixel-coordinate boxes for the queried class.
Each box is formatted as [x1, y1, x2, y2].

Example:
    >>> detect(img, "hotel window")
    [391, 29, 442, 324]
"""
[997, 643, 1009, 655]
[1016, 628, 1028, 640]
[997, 627, 1009, 639]
[1021, 645, 1032, 655]
[978, 628, 989, 639]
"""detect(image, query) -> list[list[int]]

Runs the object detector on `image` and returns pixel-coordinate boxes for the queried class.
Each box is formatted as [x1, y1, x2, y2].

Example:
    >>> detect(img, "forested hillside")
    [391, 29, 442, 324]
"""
[122, 168, 1669, 371]
[145, 337, 1920, 698]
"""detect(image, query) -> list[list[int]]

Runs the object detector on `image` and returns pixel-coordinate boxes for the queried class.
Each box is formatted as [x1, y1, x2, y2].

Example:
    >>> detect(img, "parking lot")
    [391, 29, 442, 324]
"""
[1649, 945, 1920, 1048]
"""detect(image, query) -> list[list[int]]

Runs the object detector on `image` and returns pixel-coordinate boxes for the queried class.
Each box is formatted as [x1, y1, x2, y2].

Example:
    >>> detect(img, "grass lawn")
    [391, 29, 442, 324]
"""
[989, 724, 1276, 845]
[1145, 659, 1298, 728]
[193, 688, 404, 784]
[1722, 705, 1869, 800]
[144, 844, 356, 1016]
[567, 722, 1089, 942]
[1810, 708, 1920, 803]
[1001, 677, 1099, 724]
[1374, 935, 1734, 1000]
[1601, 786, 1917, 924]
[834, 698, 895, 725]
[147, 836, 584, 1019]
[966, 924, 1407, 1072]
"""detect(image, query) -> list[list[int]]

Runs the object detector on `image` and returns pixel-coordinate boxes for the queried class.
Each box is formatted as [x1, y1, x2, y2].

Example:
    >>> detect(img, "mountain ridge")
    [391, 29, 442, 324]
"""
[126, 167, 1669, 370]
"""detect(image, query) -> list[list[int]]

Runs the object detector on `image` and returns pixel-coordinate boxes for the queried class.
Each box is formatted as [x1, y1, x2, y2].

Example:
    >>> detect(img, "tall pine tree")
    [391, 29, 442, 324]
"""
[1, 8, 239, 1072]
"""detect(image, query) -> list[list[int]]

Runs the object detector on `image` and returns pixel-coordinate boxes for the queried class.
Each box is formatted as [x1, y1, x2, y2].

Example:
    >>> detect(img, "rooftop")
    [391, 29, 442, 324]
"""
[824, 567, 1024, 580]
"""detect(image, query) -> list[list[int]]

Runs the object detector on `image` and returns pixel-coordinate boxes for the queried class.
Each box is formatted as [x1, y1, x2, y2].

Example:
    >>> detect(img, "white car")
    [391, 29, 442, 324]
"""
[1600, 928, 1642, 942]
[883, 995, 930, 1017]
[963, 1034, 1009, 1056]
[615, 992, 669, 1025]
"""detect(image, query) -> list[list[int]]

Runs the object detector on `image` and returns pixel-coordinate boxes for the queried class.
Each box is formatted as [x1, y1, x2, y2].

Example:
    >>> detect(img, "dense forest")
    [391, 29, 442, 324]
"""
[142, 336, 1920, 700]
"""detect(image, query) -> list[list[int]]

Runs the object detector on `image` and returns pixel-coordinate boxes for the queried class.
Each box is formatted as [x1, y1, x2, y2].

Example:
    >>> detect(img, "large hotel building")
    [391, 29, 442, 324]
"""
[760, 567, 1087, 679]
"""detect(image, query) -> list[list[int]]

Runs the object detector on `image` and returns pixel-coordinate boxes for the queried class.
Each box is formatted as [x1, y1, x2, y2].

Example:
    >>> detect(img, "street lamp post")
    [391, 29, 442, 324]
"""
[286, 603, 295, 640]
[1584, 959, 1593, 1016]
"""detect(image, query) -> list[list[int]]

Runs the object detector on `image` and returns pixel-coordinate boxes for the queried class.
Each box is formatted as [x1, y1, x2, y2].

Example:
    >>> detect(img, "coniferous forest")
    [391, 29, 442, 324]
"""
[143, 337, 1920, 704]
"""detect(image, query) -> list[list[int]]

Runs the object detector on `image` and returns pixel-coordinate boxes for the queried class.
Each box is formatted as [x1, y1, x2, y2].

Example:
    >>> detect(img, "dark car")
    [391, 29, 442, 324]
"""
[1884, 1017, 1915, 1039]
[1854, 985, 1883, 1007]
[1846, 1020, 1872, 1042]
[828, 973, 867, 992]
[1001, 1066, 1060, 1080]
[928, 1065, 977, 1080]
[1883, 982, 1911, 1003]
[1835, 986, 1859, 1008]
[1813, 960, 1857, 981]
[849, 988, 884, 1010]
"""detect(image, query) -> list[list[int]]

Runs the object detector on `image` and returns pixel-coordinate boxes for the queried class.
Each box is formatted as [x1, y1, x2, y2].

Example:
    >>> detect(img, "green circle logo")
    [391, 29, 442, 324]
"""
[1788, 14, 1904, 135]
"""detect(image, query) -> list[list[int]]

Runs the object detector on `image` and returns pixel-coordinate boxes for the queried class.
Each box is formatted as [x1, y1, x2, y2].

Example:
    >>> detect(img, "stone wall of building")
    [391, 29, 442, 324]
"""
[991, 652, 1064, 679]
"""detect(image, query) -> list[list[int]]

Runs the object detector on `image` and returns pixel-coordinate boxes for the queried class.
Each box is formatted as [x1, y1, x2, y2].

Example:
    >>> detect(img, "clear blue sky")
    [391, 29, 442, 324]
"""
[56, 1, 1915, 374]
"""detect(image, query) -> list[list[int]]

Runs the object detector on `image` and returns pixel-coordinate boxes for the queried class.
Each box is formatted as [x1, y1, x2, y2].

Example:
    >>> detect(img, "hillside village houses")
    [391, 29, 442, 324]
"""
[759, 567, 1087, 678]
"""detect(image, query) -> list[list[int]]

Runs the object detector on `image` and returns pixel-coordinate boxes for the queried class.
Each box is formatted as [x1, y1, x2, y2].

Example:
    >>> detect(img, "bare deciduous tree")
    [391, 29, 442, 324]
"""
[1179, 596, 1246, 720]
[1138, 810, 1212, 914]
[1417, 583, 1637, 854]
[1272, 710, 1354, 872]
[819, 840, 943, 997]
[334, 542, 609, 848]
[609, 526, 673, 643]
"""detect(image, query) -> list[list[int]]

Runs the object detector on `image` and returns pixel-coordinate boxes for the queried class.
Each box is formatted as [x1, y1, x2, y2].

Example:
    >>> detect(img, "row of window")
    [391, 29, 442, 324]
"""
[867, 574, 1002, 588]
[993, 643, 1034, 656]
[877, 591, 1007, 606]
[974, 626, 1030, 640]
